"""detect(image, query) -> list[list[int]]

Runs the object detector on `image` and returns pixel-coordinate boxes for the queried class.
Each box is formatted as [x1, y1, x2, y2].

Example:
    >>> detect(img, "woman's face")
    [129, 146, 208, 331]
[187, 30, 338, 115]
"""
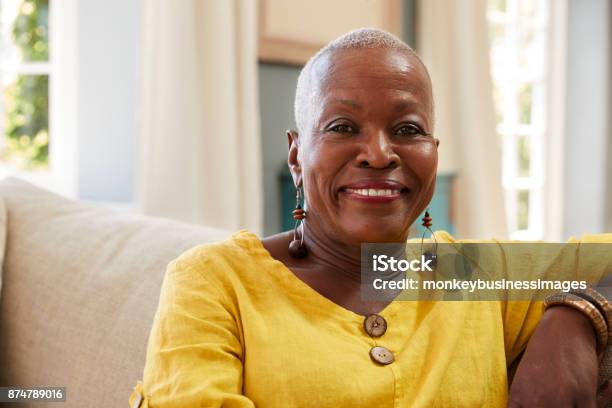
[289, 48, 438, 245]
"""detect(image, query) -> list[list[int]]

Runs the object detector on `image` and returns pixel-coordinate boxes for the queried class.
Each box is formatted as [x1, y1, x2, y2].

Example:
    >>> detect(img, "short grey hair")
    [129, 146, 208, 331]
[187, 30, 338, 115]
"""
[294, 28, 424, 134]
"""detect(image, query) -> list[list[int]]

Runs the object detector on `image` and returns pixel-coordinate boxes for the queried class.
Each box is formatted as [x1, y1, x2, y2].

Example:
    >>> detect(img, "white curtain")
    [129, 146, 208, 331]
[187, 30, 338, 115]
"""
[417, 0, 508, 239]
[138, 0, 262, 234]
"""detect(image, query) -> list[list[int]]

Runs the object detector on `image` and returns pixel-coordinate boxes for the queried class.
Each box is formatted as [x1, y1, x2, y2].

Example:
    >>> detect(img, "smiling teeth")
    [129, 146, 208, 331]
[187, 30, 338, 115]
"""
[346, 188, 400, 196]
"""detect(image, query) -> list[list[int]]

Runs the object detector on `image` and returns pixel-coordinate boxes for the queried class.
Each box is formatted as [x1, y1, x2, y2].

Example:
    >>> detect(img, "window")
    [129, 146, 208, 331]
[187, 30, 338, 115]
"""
[0, 0, 76, 197]
[488, 0, 548, 240]
[0, 0, 50, 173]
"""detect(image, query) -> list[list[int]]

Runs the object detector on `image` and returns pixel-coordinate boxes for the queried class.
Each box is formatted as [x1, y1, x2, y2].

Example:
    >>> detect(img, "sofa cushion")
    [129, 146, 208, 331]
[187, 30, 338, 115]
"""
[0, 178, 230, 407]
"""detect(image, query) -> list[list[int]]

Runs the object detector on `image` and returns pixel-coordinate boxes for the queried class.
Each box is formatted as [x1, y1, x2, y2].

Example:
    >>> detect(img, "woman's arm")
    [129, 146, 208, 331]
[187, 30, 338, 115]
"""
[502, 233, 612, 406]
[508, 305, 612, 407]
[130, 253, 255, 408]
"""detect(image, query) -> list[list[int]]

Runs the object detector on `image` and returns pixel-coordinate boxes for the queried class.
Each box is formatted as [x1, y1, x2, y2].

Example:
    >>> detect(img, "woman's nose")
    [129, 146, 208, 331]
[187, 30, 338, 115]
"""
[356, 130, 400, 169]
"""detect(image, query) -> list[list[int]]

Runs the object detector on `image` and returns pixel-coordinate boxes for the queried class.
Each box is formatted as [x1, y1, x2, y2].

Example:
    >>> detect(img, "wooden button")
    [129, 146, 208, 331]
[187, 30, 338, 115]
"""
[364, 314, 387, 337]
[370, 346, 394, 365]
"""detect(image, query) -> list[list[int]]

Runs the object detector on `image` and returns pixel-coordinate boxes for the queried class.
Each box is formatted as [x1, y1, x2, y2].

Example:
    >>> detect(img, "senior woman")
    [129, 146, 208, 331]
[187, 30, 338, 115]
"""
[129, 29, 612, 407]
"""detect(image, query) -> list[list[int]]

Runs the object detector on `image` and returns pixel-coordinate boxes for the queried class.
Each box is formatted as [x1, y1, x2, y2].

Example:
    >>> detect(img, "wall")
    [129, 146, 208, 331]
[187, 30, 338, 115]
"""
[76, 0, 141, 203]
[259, 64, 301, 235]
[563, 0, 611, 238]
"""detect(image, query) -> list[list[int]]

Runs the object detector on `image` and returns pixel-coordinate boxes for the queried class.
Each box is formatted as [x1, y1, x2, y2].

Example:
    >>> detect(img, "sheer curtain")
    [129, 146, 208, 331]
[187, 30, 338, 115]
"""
[417, 0, 508, 239]
[137, 0, 262, 233]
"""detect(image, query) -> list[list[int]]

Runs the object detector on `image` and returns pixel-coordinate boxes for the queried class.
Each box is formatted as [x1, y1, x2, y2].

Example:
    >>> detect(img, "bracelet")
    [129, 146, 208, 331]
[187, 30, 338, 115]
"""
[569, 287, 612, 340]
[543, 292, 608, 358]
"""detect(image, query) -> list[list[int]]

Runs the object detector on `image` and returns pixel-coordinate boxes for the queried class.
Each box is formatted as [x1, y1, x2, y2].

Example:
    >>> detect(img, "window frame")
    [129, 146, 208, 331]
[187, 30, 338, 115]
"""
[0, 0, 78, 198]
[488, 0, 558, 240]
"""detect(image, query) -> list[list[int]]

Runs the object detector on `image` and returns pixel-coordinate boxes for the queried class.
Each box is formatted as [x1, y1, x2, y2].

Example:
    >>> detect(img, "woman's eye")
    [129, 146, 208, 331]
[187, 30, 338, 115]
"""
[395, 124, 424, 136]
[329, 124, 356, 133]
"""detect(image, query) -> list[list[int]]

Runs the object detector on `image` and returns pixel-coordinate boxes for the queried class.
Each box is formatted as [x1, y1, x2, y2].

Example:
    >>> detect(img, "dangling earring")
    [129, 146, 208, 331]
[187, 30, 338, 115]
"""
[288, 186, 308, 258]
[420, 209, 437, 268]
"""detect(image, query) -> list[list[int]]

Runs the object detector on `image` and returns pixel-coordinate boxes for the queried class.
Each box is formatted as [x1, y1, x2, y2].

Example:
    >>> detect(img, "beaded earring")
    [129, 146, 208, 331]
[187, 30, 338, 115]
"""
[288, 186, 307, 258]
[420, 209, 438, 268]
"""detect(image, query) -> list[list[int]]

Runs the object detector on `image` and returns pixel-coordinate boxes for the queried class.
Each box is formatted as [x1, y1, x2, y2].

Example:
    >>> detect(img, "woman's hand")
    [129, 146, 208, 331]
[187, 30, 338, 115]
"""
[508, 306, 612, 407]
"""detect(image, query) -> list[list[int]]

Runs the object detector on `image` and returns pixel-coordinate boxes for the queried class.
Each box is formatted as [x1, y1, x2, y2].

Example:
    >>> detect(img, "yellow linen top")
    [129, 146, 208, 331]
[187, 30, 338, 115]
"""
[129, 230, 612, 408]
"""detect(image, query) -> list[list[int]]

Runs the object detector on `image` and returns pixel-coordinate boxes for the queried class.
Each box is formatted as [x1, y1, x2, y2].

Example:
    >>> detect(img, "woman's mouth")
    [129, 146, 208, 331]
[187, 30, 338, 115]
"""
[344, 188, 401, 197]
[339, 181, 409, 203]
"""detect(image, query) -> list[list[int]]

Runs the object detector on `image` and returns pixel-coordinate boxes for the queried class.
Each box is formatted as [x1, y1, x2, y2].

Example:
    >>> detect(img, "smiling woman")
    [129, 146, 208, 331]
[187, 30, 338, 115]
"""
[129, 28, 612, 408]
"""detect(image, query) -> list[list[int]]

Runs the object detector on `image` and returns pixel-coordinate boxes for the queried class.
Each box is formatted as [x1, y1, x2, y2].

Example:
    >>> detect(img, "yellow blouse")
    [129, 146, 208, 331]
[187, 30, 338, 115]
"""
[129, 230, 612, 408]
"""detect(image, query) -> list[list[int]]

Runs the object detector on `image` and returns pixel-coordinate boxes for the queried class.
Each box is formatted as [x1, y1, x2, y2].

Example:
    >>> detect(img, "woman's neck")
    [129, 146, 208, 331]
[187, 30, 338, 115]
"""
[300, 221, 364, 283]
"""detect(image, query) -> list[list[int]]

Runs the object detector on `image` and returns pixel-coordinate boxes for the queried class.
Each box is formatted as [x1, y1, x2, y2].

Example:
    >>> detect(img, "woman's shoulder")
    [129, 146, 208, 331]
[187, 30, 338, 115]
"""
[173, 229, 261, 262]
[169, 229, 267, 287]
[407, 230, 457, 244]
[423, 231, 612, 244]
[567, 233, 612, 243]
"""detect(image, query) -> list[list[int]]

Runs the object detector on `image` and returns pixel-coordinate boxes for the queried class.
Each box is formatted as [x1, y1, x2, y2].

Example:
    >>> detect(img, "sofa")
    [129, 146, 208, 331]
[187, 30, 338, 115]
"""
[0, 178, 230, 407]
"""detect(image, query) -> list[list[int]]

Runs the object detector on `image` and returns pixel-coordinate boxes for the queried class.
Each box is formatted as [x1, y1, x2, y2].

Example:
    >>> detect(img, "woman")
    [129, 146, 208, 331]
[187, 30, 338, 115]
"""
[129, 29, 612, 407]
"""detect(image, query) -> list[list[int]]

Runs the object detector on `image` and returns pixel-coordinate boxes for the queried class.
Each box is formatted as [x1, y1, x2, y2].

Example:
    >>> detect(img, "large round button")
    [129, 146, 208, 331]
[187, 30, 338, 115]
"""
[364, 314, 387, 337]
[369, 346, 394, 365]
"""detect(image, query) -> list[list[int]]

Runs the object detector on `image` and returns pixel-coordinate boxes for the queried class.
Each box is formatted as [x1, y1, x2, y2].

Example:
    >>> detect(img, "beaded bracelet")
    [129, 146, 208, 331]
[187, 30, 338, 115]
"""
[543, 292, 608, 359]
[569, 287, 612, 340]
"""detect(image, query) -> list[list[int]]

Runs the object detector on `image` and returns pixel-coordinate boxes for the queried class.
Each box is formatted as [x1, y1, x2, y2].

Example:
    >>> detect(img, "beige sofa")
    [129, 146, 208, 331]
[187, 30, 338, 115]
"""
[0, 178, 230, 407]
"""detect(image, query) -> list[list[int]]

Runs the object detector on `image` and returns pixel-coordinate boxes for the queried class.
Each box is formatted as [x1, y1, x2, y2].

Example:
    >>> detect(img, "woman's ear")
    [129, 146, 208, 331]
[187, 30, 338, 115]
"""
[287, 129, 302, 186]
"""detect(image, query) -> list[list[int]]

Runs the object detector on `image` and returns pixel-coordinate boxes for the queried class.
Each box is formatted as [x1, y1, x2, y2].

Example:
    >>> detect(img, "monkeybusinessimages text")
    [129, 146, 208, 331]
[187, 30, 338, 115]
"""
[371, 254, 588, 292]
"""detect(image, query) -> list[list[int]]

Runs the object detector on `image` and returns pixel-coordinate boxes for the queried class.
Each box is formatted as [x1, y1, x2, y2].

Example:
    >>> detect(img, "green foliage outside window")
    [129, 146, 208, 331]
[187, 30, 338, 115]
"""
[3, 0, 49, 169]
